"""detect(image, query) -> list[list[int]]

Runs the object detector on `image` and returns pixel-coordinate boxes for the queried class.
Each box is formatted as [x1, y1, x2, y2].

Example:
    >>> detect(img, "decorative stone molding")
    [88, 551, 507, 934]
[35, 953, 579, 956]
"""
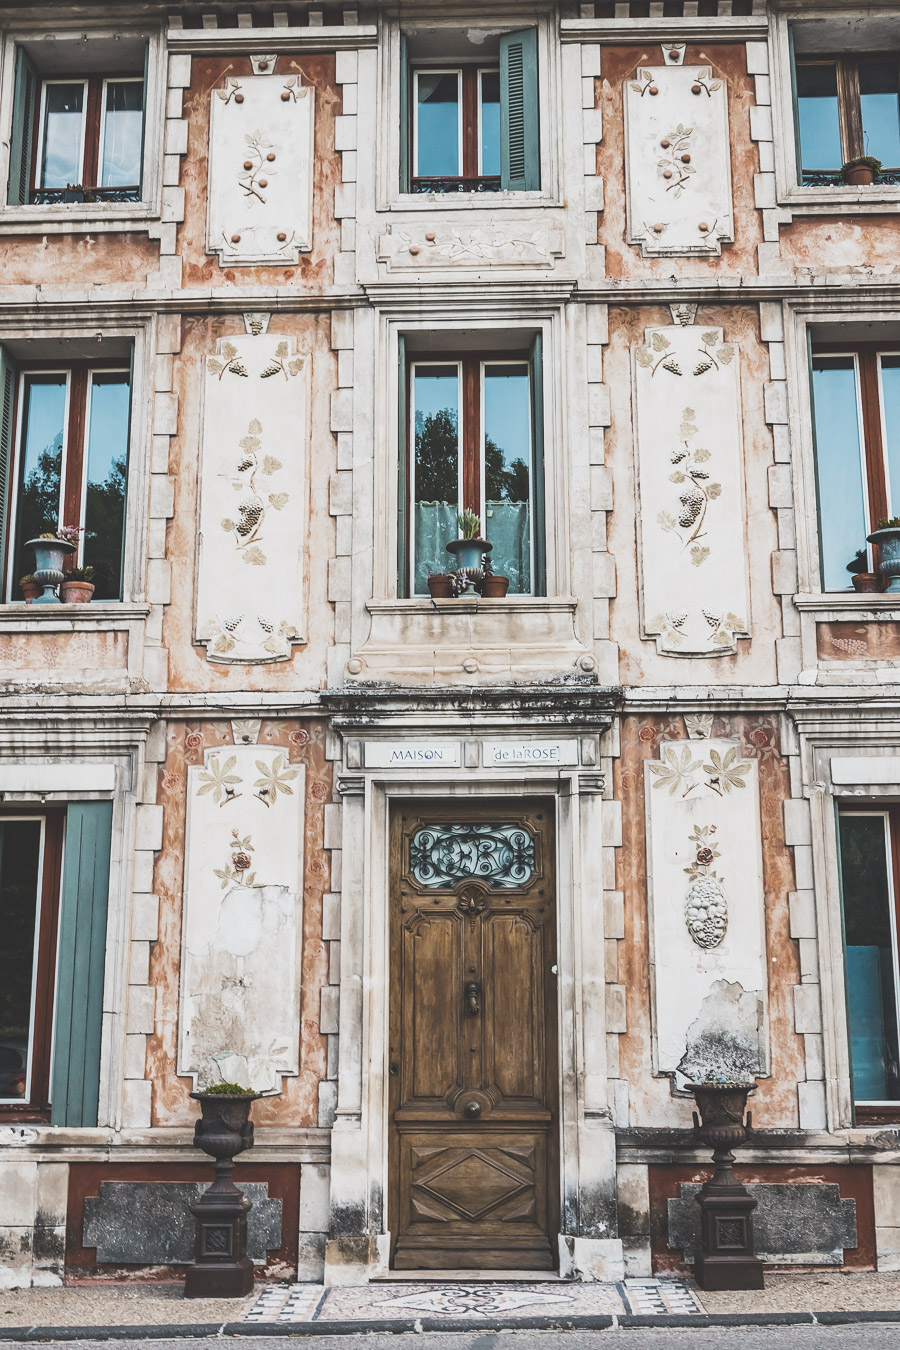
[179, 744, 305, 1093]
[632, 321, 750, 656]
[375, 221, 565, 271]
[196, 324, 309, 664]
[624, 56, 733, 257]
[644, 735, 768, 1082]
[207, 69, 315, 265]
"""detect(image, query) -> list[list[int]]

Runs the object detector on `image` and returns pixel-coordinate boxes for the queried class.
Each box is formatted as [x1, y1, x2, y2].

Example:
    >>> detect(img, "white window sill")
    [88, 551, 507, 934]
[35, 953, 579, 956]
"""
[0, 202, 156, 234]
[780, 184, 900, 214]
[0, 602, 150, 623]
[385, 191, 561, 212]
[368, 596, 575, 612]
[793, 592, 900, 612]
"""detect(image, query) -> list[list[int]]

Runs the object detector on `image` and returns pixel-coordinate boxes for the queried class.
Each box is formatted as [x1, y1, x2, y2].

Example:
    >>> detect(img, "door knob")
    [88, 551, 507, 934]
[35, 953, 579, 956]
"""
[389, 1062, 399, 1076]
[464, 981, 480, 1016]
[464, 1100, 482, 1118]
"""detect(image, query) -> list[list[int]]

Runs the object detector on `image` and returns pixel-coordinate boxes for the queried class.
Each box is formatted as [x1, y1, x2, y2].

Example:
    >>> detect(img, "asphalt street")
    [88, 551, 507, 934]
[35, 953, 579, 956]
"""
[5, 1331, 900, 1349]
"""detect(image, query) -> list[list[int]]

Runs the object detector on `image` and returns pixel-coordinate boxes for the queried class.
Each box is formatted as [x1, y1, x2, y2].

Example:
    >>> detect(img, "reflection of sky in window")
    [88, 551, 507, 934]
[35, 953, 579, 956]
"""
[880, 356, 900, 515]
[812, 356, 867, 589]
[40, 84, 84, 187]
[86, 375, 129, 486]
[480, 71, 501, 176]
[797, 66, 842, 171]
[860, 62, 900, 166]
[416, 73, 459, 176]
[484, 366, 530, 499]
[22, 376, 66, 489]
[101, 81, 144, 186]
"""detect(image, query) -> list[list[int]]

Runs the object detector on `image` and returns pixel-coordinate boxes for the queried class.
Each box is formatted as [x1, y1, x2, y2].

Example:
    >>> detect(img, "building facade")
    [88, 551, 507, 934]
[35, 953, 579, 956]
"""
[2, 0, 900, 1289]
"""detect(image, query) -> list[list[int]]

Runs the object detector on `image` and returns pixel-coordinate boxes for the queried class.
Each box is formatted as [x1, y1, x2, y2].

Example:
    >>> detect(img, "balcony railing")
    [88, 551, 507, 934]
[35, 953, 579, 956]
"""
[410, 176, 502, 195]
[28, 185, 142, 205]
[802, 170, 900, 187]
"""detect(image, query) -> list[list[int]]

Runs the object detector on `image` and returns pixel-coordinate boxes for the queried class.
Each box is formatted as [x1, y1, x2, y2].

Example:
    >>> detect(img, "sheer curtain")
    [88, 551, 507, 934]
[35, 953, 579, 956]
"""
[414, 500, 531, 594]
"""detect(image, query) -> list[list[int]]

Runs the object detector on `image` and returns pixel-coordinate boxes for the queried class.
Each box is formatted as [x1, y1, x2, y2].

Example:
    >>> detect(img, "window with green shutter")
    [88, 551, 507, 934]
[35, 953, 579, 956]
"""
[403, 27, 540, 194]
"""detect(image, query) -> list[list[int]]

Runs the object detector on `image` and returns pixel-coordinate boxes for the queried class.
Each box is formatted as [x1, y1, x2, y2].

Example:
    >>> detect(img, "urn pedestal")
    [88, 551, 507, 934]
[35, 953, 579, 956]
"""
[184, 1091, 262, 1299]
[689, 1082, 765, 1291]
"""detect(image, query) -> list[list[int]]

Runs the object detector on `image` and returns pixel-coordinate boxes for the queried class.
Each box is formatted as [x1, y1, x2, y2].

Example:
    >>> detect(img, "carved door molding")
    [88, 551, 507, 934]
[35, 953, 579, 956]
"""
[389, 801, 559, 1270]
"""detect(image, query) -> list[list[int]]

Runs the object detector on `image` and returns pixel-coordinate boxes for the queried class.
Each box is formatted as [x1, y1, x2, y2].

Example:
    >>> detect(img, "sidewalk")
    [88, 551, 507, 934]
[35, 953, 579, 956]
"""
[2, 1272, 900, 1338]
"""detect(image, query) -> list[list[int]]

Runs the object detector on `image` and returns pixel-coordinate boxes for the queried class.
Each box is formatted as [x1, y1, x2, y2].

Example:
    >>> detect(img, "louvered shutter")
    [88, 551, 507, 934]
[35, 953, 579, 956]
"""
[399, 33, 410, 193]
[51, 803, 113, 1128]
[7, 46, 38, 205]
[500, 28, 540, 192]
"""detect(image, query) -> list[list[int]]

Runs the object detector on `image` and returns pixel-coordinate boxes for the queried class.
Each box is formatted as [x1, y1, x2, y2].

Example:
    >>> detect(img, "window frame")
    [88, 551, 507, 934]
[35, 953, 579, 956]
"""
[32, 71, 144, 201]
[795, 53, 900, 185]
[410, 63, 502, 189]
[406, 349, 537, 598]
[3, 357, 132, 602]
[810, 340, 900, 587]
[0, 808, 65, 1122]
[838, 806, 900, 1119]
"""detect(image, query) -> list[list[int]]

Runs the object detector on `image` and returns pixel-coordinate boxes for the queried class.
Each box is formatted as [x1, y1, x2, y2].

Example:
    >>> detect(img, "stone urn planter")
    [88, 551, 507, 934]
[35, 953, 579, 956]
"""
[447, 535, 492, 572]
[868, 524, 900, 594]
[185, 1088, 263, 1298]
[26, 537, 76, 604]
[687, 1081, 764, 1290]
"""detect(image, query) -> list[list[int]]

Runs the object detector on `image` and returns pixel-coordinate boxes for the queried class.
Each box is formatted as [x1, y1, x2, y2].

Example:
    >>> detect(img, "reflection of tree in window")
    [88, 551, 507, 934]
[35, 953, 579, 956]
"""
[0, 821, 42, 1101]
[84, 454, 127, 600]
[485, 436, 528, 503]
[17, 432, 63, 575]
[415, 406, 458, 503]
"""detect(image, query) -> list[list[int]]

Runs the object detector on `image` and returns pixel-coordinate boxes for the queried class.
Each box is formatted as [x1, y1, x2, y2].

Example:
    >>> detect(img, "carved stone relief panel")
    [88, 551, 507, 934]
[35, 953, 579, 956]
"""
[376, 221, 565, 271]
[624, 60, 733, 256]
[196, 327, 308, 664]
[179, 745, 305, 1093]
[632, 322, 749, 656]
[207, 70, 314, 265]
[644, 734, 768, 1085]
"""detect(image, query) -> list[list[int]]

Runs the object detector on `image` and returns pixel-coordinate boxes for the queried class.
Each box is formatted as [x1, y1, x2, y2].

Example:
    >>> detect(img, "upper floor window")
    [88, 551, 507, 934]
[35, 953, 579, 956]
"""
[796, 55, 900, 186]
[401, 29, 539, 194]
[0, 351, 132, 601]
[7, 43, 146, 206]
[810, 342, 900, 590]
[399, 340, 545, 598]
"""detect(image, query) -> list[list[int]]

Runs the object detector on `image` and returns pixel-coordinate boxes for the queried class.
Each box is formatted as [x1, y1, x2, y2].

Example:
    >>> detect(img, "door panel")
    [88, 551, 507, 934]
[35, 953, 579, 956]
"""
[389, 802, 558, 1271]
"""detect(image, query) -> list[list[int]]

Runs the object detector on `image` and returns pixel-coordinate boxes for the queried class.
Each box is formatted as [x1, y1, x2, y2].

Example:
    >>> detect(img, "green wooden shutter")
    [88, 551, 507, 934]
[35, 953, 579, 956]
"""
[51, 802, 113, 1128]
[397, 335, 408, 597]
[530, 333, 546, 596]
[500, 28, 540, 192]
[0, 346, 16, 595]
[399, 33, 410, 193]
[7, 46, 38, 205]
[788, 26, 803, 186]
[138, 42, 149, 198]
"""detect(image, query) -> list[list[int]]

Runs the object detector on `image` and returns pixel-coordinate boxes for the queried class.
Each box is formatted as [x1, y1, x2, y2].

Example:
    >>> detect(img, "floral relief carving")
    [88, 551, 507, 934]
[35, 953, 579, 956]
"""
[648, 741, 751, 798]
[657, 123, 695, 197]
[377, 222, 565, 271]
[683, 824, 728, 949]
[219, 419, 288, 567]
[214, 830, 257, 889]
[656, 406, 721, 566]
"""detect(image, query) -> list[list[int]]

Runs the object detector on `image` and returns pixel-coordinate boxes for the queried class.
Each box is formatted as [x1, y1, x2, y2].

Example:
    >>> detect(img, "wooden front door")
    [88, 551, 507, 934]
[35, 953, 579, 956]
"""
[389, 802, 558, 1270]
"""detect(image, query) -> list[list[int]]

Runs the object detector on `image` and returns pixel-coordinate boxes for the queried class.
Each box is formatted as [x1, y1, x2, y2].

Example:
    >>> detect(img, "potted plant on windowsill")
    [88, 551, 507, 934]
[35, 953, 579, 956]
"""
[868, 519, 900, 593]
[446, 508, 492, 573]
[26, 526, 81, 604]
[60, 565, 95, 605]
[18, 574, 41, 604]
[842, 155, 882, 186]
[479, 553, 510, 599]
[847, 548, 882, 594]
[426, 570, 456, 599]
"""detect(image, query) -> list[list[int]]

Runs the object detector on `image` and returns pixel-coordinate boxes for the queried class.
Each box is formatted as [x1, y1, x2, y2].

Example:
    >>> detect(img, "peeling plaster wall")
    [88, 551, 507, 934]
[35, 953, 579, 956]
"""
[605, 304, 782, 685]
[146, 719, 331, 1129]
[178, 55, 343, 290]
[0, 234, 159, 287]
[597, 45, 763, 280]
[612, 713, 804, 1130]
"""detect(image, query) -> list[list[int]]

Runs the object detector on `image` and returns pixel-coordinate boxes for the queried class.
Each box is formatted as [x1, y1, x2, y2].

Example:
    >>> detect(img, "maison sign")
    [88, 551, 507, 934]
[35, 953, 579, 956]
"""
[364, 741, 461, 768]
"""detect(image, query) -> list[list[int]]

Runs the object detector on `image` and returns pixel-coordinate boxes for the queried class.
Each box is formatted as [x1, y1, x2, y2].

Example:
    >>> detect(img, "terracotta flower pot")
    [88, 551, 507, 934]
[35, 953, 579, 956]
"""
[852, 572, 882, 594]
[481, 575, 510, 598]
[844, 165, 875, 186]
[427, 574, 454, 599]
[19, 580, 41, 603]
[60, 580, 95, 604]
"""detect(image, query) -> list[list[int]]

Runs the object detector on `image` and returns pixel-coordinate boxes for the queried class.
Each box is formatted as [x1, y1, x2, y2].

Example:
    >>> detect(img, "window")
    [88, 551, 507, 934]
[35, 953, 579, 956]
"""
[0, 802, 113, 1126]
[0, 814, 63, 1117]
[0, 353, 132, 601]
[401, 28, 539, 194]
[795, 55, 900, 185]
[838, 810, 900, 1109]
[810, 343, 900, 590]
[400, 342, 545, 597]
[7, 45, 146, 206]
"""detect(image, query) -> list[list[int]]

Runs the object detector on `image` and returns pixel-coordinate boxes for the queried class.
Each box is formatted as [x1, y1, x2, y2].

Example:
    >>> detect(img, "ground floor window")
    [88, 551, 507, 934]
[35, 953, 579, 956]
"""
[838, 809, 900, 1105]
[0, 813, 63, 1114]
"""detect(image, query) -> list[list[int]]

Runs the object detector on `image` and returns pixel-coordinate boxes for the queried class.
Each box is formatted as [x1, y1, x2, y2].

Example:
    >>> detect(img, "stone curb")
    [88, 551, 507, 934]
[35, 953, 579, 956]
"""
[5, 1311, 900, 1339]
